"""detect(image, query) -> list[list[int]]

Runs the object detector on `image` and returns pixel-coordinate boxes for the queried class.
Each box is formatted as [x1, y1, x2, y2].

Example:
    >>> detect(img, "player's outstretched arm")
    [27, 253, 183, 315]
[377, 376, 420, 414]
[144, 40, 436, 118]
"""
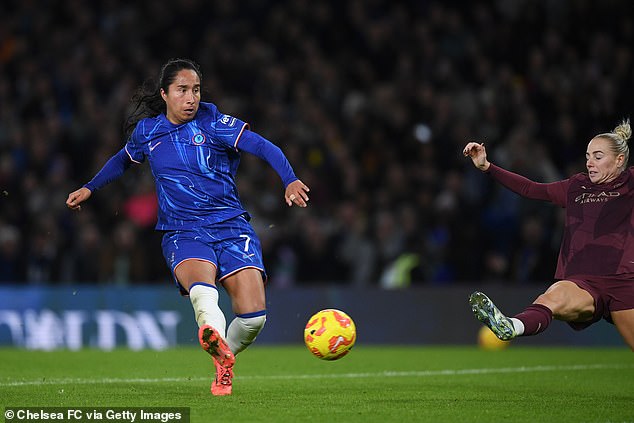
[237, 130, 310, 207]
[463, 141, 556, 202]
[285, 179, 310, 207]
[65, 148, 132, 211]
[66, 148, 132, 211]
[463, 141, 490, 171]
[66, 187, 92, 211]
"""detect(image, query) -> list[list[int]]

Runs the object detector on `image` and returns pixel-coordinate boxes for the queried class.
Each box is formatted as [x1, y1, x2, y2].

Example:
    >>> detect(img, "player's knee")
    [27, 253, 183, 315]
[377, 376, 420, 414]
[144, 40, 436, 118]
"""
[539, 281, 590, 317]
[535, 291, 562, 313]
[240, 313, 266, 334]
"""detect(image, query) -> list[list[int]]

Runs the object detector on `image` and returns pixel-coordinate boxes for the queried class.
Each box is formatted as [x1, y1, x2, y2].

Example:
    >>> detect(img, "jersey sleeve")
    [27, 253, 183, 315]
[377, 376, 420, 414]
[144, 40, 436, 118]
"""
[83, 148, 132, 192]
[124, 124, 146, 164]
[205, 103, 249, 149]
[487, 163, 570, 207]
[237, 130, 298, 187]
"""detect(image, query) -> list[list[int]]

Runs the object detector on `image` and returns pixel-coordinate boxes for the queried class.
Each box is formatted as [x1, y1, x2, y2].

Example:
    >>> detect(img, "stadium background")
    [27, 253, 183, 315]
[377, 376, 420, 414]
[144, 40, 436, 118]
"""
[0, 0, 631, 348]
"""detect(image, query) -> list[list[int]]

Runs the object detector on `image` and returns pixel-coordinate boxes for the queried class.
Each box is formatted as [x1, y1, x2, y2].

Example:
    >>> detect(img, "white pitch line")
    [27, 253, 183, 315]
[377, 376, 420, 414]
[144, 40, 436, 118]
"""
[0, 363, 632, 388]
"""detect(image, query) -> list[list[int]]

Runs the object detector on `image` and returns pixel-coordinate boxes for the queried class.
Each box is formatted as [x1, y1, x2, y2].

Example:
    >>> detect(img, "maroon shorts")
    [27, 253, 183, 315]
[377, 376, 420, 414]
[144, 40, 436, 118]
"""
[566, 276, 634, 330]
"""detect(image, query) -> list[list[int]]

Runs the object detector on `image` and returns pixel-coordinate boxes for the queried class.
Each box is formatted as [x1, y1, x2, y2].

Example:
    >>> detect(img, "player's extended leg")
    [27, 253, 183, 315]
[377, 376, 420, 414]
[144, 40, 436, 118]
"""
[175, 259, 228, 338]
[175, 260, 235, 396]
[510, 280, 594, 337]
[533, 280, 595, 322]
[222, 268, 267, 355]
[611, 309, 634, 351]
[471, 280, 596, 342]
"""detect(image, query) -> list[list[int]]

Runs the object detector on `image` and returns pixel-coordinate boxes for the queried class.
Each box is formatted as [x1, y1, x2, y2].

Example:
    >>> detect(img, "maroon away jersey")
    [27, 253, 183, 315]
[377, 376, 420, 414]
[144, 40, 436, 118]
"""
[488, 164, 634, 279]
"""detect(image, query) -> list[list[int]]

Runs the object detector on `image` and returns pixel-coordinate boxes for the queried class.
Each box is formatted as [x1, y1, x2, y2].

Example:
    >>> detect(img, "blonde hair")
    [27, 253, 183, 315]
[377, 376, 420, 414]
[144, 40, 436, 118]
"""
[595, 118, 632, 169]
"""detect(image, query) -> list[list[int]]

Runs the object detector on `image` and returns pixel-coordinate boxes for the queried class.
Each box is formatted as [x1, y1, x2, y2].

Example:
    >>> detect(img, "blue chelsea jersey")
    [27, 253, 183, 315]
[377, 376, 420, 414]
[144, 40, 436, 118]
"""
[125, 102, 249, 230]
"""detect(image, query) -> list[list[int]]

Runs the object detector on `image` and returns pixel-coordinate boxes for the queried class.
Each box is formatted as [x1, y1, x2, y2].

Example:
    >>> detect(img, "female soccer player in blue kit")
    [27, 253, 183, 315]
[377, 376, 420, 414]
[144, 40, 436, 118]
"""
[463, 120, 634, 351]
[66, 58, 310, 395]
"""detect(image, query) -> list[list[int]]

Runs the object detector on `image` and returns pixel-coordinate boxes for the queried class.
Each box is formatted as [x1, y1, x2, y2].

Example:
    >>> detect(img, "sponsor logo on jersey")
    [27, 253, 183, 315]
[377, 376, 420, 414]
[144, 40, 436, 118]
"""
[574, 191, 620, 204]
[220, 115, 237, 127]
[192, 133, 206, 145]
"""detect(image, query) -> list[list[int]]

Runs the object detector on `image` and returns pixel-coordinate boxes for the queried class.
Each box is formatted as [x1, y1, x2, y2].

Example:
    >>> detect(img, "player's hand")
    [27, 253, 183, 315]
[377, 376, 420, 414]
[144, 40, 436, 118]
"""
[66, 187, 92, 211]
[285, 180, 310, 207]
[463, 141, 490, 171]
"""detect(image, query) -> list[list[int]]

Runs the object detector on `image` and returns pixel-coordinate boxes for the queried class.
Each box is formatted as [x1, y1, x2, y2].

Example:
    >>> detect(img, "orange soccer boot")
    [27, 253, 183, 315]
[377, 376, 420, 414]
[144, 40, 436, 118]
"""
[198, 324, 235, 367]
[211, 359, 234, 396]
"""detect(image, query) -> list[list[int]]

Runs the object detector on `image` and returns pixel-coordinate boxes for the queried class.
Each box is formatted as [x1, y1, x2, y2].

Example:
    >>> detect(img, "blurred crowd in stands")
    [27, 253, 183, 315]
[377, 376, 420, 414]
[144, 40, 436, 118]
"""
[1, 0, 632, 287]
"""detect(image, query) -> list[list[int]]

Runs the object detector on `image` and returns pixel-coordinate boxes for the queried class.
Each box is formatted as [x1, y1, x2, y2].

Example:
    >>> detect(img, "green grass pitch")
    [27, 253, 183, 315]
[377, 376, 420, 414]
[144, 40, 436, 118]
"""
[1, 345, 632, 422]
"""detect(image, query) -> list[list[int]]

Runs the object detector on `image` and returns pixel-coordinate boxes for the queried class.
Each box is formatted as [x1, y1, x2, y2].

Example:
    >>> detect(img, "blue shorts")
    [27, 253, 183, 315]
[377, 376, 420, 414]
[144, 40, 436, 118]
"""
[161, 215, 266, 295]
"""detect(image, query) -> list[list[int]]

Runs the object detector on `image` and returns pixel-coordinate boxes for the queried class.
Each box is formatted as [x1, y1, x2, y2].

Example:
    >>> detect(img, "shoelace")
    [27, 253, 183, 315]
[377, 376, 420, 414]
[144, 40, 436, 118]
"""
[217, 368, 233, 386]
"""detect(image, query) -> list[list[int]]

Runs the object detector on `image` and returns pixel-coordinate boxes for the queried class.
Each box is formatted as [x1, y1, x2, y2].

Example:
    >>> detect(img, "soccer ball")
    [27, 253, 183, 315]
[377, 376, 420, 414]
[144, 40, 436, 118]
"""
[477, 326, 510, 351]
[304, 309, 356, 360]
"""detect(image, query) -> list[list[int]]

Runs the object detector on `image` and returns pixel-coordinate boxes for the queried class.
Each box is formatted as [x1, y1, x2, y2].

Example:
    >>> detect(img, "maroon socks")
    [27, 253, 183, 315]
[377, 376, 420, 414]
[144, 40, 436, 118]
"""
[514, 304, 553, 336]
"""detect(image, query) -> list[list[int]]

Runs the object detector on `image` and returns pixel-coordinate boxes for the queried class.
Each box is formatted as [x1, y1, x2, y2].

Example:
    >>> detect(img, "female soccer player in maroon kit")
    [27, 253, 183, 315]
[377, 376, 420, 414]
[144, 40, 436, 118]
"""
[463, 119, 634, 351]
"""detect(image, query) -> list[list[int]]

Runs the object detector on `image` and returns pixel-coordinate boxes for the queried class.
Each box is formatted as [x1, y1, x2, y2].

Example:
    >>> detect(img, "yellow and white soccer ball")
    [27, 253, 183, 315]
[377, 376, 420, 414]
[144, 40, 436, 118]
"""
[478, 326, 511, 350]
[304, 309, 356, 360]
